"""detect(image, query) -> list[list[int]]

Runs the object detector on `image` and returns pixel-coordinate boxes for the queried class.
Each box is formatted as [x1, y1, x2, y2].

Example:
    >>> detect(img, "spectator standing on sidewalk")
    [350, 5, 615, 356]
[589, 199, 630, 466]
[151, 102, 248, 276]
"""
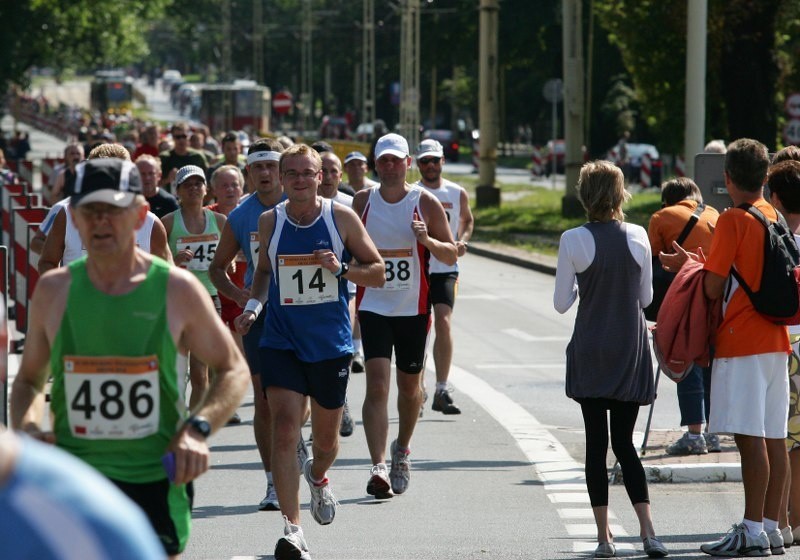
[648, 178, 719, 455]
[554, 160, 668, 559]
[664, 139, 791, 556]
[414, 139, 474, 415]
[766, 151, 800, 547]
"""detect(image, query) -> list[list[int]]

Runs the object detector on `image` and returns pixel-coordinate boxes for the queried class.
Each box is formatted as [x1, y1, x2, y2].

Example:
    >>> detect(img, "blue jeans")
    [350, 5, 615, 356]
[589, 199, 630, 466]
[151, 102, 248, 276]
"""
[677, 364, 712, 426]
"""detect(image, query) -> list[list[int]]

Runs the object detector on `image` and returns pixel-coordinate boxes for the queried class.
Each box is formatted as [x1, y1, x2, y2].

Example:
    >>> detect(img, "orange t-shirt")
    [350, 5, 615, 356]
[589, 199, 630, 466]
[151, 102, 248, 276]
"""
[703, 198, 790, 358]
[648, 200, 719, 255]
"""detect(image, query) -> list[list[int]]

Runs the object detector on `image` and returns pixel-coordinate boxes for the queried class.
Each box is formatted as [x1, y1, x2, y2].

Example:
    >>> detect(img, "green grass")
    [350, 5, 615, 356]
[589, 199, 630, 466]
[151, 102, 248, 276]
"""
[464, 181, 662, 256]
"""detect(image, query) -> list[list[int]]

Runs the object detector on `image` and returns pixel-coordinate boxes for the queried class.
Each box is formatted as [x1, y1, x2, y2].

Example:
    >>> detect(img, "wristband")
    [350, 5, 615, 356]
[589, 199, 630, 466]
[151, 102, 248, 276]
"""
[244, 298, 262, 317]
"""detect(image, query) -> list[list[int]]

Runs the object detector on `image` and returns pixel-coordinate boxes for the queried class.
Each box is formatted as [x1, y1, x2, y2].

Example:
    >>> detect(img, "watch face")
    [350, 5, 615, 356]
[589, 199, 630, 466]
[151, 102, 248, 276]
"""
[189, 417, 211, 437]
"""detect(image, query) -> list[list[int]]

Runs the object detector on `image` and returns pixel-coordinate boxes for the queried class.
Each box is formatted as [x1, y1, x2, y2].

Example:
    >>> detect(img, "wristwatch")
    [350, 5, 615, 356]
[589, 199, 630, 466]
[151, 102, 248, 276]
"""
[335, 262, 350, 278]
[184, 415, 211, 439]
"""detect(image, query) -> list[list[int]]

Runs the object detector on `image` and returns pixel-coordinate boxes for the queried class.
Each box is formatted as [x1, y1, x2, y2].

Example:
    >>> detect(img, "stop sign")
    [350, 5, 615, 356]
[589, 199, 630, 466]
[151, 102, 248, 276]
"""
[273, 91, 293, 115]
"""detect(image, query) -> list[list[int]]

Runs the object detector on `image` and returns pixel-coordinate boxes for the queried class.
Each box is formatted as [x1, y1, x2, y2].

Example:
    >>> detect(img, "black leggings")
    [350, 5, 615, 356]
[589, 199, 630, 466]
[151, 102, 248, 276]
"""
[578, 398, 650, 507]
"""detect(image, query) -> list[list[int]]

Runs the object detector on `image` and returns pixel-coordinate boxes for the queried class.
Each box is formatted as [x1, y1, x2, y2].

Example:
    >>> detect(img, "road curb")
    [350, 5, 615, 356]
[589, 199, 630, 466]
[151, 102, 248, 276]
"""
[468, 242, 558, 276]
[643, 463, 742, 483]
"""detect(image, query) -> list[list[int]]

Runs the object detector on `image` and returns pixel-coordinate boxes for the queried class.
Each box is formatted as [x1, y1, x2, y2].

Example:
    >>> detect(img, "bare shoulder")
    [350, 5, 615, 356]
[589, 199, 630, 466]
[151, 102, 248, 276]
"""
[352, 189, 370, 213]
[36, 267, 72, 299]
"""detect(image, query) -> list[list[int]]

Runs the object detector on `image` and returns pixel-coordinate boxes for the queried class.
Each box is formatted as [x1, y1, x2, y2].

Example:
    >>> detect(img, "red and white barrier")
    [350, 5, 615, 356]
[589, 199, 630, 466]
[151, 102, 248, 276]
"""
[12, 208, 47, 334]
[530, 147, 543, 177]
[16, 161, 33, 186]
[41, 158, 64, 189]
[640, 153, 652, 188]
[675, 155, 686, 178]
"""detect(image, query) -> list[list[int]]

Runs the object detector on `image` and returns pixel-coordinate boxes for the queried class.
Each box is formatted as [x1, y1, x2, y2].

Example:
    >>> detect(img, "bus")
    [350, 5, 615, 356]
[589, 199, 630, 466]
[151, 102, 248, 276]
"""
[198, 82, 271, 136]
[90, 70, 134, 113]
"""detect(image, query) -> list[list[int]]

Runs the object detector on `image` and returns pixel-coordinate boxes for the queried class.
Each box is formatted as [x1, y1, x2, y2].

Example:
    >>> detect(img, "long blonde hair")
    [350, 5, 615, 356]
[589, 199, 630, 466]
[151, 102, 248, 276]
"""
[576, 160, 630, 222]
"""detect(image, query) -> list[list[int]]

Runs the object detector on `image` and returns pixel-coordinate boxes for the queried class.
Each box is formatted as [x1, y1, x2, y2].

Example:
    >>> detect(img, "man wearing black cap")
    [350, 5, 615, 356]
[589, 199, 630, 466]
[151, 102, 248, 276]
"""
[11, 158, 249, 559]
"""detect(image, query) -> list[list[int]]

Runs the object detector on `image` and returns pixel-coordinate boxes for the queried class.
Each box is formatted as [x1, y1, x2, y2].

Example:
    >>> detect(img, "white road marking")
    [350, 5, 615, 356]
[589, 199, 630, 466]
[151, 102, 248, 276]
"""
[501, 328, 570, 342]
[457, 294, 503, 300]
[474, 363, 564, 369]
[451, 364, 634, 555]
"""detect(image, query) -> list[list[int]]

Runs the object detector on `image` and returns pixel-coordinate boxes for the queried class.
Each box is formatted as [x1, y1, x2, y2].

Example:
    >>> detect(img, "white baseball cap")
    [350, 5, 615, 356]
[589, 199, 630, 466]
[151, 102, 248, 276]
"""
[375, 133, 409, 160]
[416, 139, 444, 159]
[174, 165, 206, 187]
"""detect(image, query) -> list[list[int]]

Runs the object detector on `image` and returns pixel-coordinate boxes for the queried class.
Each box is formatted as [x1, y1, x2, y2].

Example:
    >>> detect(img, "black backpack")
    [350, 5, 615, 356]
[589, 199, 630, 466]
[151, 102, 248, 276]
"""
[730, 203, 800, 325]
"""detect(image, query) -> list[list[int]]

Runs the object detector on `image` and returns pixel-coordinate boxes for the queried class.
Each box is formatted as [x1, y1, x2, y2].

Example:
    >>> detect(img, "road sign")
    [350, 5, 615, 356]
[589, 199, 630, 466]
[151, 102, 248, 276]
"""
[542, 79, 563, 103]
[784, 118, 800, 145]
[272, 91, 293, 115]
[786, 92, 800, 118]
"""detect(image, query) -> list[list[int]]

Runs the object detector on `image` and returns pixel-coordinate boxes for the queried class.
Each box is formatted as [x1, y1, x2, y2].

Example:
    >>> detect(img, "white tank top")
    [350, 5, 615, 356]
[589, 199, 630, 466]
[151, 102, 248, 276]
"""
[416, 179, 463, 273]
[63, 205, 157, 265]
[357, 186, 429, 316]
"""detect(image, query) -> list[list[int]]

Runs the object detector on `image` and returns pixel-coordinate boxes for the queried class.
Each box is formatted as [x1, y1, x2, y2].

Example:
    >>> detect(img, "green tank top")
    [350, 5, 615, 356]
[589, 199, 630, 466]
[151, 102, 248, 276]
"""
[50, 257, 187, 483]
[168, 208, 220, 295]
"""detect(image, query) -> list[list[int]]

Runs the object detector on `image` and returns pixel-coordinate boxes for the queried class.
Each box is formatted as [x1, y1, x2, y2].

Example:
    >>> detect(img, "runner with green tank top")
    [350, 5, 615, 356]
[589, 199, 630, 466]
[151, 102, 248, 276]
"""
[162, 165, 227, 412]
[10, 158, 249, 558]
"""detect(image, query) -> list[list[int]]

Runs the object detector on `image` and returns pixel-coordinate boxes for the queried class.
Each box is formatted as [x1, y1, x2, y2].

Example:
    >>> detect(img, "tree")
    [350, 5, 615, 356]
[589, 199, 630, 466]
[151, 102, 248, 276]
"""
[0, 1, 170, 94]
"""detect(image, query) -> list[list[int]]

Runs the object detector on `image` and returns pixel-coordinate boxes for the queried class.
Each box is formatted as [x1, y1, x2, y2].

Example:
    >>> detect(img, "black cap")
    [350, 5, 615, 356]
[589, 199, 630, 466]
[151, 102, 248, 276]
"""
[71, 159, 142, 207]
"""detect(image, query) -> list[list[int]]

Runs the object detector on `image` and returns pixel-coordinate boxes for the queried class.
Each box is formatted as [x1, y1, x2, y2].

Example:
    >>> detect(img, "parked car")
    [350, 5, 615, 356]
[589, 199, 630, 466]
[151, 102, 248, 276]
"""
[422, 129, 459, 162]
[609, 143, 662, 186]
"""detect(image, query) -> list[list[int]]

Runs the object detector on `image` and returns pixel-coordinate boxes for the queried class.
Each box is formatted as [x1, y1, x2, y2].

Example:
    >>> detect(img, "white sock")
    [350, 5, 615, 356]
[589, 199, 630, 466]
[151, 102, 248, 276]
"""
[742, 518, 764, 538]
[266, 471, 273, 485]
[687, 432, 702, 439]
[436, 382, 447, 392]
[353, 339, 362, 353]
[763, 518, 779, 533]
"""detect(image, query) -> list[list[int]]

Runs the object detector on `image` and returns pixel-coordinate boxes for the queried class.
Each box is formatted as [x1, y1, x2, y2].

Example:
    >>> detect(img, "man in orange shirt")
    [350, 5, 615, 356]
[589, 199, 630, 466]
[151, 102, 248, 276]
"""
[669, 139, 790, 556]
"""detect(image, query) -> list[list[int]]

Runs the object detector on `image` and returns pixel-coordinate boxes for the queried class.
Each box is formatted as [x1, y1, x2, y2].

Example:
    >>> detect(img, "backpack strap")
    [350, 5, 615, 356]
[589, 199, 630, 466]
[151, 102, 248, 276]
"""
[729, 203, 784, 297]
[674, 202, 705, 248]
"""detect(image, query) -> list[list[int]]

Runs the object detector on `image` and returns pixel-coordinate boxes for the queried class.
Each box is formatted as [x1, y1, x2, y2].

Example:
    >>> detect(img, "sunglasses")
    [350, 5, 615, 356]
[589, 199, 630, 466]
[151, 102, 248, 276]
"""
[173, 134, 188, 140]
[419, 157, 441, 165]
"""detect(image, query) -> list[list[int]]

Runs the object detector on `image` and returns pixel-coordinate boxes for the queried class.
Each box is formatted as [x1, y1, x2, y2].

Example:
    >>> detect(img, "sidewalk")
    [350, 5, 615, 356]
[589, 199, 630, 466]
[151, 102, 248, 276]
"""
[469, 240, 743, 483]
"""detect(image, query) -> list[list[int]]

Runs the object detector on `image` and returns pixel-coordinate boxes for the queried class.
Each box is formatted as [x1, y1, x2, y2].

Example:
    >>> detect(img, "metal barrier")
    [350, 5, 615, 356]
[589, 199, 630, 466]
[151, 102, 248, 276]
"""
[0, 246, 9, 425]
[41, 157, 65, 189]
[12, 208, 47, 337]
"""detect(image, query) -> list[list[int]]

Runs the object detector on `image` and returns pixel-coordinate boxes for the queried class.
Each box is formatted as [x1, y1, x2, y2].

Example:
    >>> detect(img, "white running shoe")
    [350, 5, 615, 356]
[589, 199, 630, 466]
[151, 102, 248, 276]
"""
[303, 458, 337, 525]
[259, 482, 280, 511]
[366, 463, 393, 499]
[389, 439, 411, 495]
[297, 435, 309, 474]
[769, 528, 785, 555]
[700, 523, 770, 557]
[274, 516, 311, 560]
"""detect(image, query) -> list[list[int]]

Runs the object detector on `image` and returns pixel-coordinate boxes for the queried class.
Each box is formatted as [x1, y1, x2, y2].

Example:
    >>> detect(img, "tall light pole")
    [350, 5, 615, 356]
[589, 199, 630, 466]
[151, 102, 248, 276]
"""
[399, 0, 421, 149]
[476, 0, 500, 207]
[562, 0, 585, 217]
[221, 0, 232, 82]
[684, 0, 707, 178]
[301, 0, 313, 131]
[362, 0, 376, 126]
[253, 0, 264, 84]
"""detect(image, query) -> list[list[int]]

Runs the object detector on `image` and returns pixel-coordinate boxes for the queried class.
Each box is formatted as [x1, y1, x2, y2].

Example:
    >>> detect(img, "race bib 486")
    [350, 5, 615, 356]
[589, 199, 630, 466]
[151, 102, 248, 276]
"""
[63, 355, 160, 440]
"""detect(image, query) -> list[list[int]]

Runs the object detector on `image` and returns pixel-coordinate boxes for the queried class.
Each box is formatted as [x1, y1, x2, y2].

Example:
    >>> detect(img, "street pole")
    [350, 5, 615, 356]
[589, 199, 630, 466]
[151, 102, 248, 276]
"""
[362, 0, 376, 126]
[551, 94, 557, 190]
[561, 0, 585, 217]
[684, 0, 707, 179]
[399, 0, 421, 150]
[222, 0, 231, 83]
[252, 0, 264, 84]
[476, 0, 500, 208]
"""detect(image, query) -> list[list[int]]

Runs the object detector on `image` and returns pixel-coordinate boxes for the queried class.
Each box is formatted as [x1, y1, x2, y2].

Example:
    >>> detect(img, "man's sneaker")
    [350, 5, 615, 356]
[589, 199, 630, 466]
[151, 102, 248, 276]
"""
[666, 432, 707, 455]
[781, 526, 793, 549]
[259, 482, 280, 511]
[419, 389, 428, 418]
[303, 458, 337, 525]
[389, 439, 411, 495]
[340, 401, 354, 437]
[275, 516, 311, 560]
[366, 463, 393, 499]
[297, 435, 309, 473]
[707, 433, 722, 453]
[768, 528, 785, 555]
[227, 411, 242, 425]
[594, 542, 616, 558]
[432, 388, 461, 415]
[351, 352, 365, 373]
[700, 523, 770, 557]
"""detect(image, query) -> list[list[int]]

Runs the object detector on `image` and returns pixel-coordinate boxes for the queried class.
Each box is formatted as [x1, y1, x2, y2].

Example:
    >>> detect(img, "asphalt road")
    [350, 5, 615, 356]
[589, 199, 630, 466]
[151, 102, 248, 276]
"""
[177, 253, 743, 559]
